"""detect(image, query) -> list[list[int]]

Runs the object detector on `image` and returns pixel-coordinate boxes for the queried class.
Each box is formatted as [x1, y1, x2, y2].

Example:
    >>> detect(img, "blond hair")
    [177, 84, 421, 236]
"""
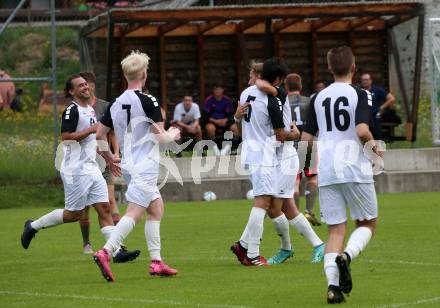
[121, 50, 150, 82]
[250, 61, 263, 75]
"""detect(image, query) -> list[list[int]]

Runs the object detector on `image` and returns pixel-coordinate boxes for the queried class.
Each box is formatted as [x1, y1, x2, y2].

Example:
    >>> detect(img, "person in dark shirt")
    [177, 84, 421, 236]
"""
[360, 73, 395, 140]
[204, 84, 239, 154]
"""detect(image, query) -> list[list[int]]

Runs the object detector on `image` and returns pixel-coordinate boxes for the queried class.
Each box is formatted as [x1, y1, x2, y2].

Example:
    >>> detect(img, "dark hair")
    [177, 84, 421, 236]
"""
[285, 73, 302, 92]
[314, 79, 328, 87]
[80, 71, 96, 84]
[327, 46, 354, 77]
[213, 83, 224, 89]
[64, 74, 84, 98]
[262, 58, 288, 83]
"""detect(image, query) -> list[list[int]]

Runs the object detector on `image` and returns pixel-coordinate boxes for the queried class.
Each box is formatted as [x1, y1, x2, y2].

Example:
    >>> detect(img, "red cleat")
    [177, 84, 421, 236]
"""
[230, 241, 247, 265]
[93, 249, 115, 282]
[149, 260, 178, 276]
[242, 255, 269, 267]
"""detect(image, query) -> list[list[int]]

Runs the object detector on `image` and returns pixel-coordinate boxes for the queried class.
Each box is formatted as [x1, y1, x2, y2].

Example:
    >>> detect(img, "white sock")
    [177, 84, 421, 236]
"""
[271, 214, 292, 251]
[239, 224, 250, 249]
[103, 216, 135, 256]
[324, 253, 339, 286]
[289, 213, 323, 247]
[100, 225, 115, 241]
[246, 207, 266, 259]
[345, 226, 372, 261]
[145, 220, 161, 261]
[30, 209, 64, 230]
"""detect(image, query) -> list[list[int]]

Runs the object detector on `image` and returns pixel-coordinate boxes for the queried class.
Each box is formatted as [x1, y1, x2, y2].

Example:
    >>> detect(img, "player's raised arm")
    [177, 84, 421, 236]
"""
[96, 105, 121, 177]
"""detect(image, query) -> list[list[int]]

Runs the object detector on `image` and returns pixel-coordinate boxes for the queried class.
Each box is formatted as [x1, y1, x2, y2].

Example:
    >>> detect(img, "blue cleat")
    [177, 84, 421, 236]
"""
[311, 243, 325, 263]
[267, 248, 294, 265]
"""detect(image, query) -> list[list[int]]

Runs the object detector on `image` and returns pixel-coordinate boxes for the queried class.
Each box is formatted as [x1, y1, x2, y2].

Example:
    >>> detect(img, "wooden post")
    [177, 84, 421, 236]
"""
[411, 14, 425, 142]
[119, 32, 127, 93]
[273, 32, 280, 58]
[236, 33, 245, 96]
[310, 31, 318, 84]
[197, 35, 205, 109]
[106, 16, 114, 102]
[264, 18, 273, 59]
[159, 35, 168, 115]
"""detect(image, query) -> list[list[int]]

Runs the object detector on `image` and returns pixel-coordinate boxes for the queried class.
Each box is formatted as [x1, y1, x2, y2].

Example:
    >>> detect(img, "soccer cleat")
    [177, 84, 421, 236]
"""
[242, 255, 269, 266]
[230, 241, 248, 265]
[335, 253, 352, 294]
[311, 243, 325, 263]
[83, 243, 94, 254]
[304, 211, 322, 226]
[327, 285, 345, 304]
[93, 249, 115, 282]
[113, 246, 141, 263]
[149, 260, 178, 276]
[267, 248, 294, 265]
[21, 220, 37, 249]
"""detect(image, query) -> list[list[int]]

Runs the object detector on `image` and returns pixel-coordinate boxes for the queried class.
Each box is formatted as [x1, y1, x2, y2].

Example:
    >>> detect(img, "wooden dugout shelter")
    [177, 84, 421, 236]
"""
[80, 1, 425, 141]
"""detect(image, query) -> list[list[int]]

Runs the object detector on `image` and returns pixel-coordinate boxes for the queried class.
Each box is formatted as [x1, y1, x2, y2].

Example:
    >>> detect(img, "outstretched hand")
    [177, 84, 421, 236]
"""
[108, 155, 122, 177]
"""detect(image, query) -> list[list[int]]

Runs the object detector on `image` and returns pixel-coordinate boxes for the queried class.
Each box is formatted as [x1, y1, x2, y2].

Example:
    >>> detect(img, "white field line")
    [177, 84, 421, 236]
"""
[0, 290, 253, 308]
[375, 296, 440, 308]
[3, 257, 440, 266]
[362, 259, 440, 267]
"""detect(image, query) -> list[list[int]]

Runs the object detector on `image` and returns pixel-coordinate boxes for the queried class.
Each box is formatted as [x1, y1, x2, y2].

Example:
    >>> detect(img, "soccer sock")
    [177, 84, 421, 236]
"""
[100, 225, 115, 241]
[289, 213, 323, 247]
[305, 183, 318, 213]
[30, 209, 64, 230]
[103, 216, 135, 256]
[324, 253, 339, 286]
[271, 214, 292, 251]
[145, 220, 161, 261]
[246, 207, 266, 259]
[112, 213, 121, 225]
[239, 224, 250, 249]
[294, 192, 300, 209]
[79, 219, 90, 245]
[345, 226, 373, 261]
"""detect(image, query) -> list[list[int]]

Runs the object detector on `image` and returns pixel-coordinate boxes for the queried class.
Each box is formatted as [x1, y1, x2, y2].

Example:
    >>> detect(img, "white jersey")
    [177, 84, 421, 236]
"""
[276, 88, 297, 160]
[60, 101, 101, 176]
[101, 90, 163, 175]
[303, 82, 373, 186]
[239, 85, 285, 167]
[173, 102, 201, 125]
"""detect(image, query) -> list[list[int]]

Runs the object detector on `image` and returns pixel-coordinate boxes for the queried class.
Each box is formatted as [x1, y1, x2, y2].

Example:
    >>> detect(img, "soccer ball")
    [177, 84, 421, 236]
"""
[246, 189, 254, 200]
[203, 191, 217, 201]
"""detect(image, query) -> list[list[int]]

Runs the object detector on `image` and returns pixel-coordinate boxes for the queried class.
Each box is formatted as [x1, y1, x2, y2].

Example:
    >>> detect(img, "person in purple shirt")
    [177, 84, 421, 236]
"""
[204, 84, 239, 154]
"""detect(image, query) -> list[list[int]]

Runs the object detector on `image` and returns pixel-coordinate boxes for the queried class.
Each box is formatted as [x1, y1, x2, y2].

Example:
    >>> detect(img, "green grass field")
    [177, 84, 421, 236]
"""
[0, 191, 439, 307]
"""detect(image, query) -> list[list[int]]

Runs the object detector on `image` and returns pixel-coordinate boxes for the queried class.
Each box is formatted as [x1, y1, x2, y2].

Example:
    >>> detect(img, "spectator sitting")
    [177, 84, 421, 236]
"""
[204, 84, 239, 155]
[172, 95, 202, 142]
[0, 70, 15, 110]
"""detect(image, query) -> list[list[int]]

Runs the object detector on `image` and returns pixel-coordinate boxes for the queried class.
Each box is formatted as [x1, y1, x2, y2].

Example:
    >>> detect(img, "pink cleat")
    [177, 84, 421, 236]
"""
[93, 249, 115, 282]
[149, 260, 178, 277]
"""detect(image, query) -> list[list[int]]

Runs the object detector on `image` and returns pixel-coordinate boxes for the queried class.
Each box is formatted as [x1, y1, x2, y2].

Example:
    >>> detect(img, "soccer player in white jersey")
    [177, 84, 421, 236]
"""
[232, 63, 325, 265]
[93, 50, 181, 282]
[232, 58, 298, 266]
[20, 74, 140, 263]
[301, 46, 381, 304]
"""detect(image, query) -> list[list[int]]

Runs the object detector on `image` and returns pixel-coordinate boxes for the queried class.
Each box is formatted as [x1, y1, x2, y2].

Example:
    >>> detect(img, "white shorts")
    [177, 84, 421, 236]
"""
[247, 165, 278, 197]
[319, 183, 378, 225]
[275, 155, 299, 199]
[123, 173, 161, 208]
[61, 173, 109, 211]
